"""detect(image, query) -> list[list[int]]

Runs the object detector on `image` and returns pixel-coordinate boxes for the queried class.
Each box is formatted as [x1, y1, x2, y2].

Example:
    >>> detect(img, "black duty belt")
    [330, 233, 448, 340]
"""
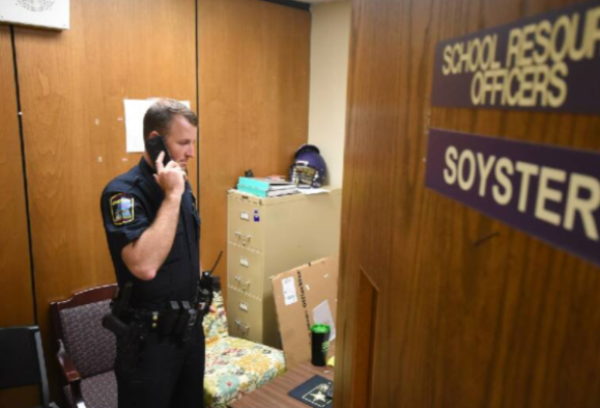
[126, 300, 202, 340]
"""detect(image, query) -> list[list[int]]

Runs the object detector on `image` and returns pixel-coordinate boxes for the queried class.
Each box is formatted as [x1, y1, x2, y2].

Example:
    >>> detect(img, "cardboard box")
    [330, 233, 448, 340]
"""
[271, 257, 338, 368]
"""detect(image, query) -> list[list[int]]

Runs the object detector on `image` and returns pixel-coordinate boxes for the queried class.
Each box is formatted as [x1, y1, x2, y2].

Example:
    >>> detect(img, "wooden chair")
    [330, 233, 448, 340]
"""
[0, 326, 60, 408]
[50, 284, 118, 408]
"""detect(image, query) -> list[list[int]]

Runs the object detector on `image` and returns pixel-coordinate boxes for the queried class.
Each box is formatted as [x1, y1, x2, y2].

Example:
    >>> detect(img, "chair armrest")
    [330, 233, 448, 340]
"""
[57, 339, 81, 383]
[57, 339, 87, 408]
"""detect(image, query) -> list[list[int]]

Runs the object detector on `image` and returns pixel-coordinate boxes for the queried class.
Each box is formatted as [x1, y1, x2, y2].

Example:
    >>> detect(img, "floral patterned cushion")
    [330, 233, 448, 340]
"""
[202, 291, 286, 408]
[204, 337, 286, 407]
[203, 291, 229, 342]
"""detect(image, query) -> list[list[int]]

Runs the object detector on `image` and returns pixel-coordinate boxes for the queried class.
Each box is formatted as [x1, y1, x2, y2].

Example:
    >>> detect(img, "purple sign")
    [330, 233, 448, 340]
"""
[425, 129, 600, 266]
[432, 1, 600, 113]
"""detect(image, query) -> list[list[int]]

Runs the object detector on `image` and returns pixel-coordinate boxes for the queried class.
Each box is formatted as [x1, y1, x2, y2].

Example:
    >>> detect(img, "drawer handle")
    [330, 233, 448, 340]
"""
[234, 319, 250, 334]
[235, 231, 251, 245]
[234, 275, 251, 290]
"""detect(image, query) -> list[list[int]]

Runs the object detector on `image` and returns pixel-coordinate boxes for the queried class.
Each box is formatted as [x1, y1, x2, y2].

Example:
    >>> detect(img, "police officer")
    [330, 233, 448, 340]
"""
[101, 99, 204, 408]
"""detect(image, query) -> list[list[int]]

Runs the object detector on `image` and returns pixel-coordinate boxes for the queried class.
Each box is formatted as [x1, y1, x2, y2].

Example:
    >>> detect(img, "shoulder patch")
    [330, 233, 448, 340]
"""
[110, 194, 135, 225]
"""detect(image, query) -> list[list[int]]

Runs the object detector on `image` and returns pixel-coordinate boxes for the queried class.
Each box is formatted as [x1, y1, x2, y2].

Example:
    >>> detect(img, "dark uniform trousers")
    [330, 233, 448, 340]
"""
[116, 324, 205, 408]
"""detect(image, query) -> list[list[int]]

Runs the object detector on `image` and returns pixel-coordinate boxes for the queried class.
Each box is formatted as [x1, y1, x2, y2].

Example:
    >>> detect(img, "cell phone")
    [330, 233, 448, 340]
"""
[145, 135, 172, 167]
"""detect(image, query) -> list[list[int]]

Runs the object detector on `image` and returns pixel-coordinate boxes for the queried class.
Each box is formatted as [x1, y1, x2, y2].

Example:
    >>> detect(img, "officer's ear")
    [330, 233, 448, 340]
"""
[148, 131, 160, 140]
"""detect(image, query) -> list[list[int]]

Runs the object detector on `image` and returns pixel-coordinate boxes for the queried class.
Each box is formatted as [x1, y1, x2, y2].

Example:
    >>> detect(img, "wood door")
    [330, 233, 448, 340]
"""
[335, 1, 600, 408]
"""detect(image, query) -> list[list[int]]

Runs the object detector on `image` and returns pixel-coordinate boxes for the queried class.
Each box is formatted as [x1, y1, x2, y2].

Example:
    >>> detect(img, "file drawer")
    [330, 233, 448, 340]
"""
[226, 287, 263, 343]
[227, 195, 265, 251]
[227, 245, 264, 299]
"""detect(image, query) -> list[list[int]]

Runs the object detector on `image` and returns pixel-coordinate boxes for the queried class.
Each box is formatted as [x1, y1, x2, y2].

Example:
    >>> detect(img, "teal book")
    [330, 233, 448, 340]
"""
[236, 185, 268, 197]
[238, 177, 293, 191]
[237, 184, 298, 198]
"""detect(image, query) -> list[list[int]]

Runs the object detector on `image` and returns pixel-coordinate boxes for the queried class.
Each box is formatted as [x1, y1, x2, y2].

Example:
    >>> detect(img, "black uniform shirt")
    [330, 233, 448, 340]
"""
[101, 158, 200, 310]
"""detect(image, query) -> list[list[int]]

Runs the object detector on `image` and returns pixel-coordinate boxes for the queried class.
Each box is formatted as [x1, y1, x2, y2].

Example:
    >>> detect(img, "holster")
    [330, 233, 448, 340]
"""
[103, 282, 147, 372]
[116, 320, 146, 374]
[102, 313, 128, 337]
[102, 281, 133, 338]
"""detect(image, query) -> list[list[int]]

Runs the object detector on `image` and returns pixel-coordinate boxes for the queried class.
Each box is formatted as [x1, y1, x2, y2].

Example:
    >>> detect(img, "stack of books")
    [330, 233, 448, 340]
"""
[237, 177, 298, 197]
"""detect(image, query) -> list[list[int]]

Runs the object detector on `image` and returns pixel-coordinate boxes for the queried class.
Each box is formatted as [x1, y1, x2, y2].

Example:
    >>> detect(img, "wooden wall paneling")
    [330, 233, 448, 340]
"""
[0, 25, 38, 408]
[13, 0, 197, 398]
[0, 26, 34, 330]
[336, 0, 600, 407]
[198, 0, 310, 295]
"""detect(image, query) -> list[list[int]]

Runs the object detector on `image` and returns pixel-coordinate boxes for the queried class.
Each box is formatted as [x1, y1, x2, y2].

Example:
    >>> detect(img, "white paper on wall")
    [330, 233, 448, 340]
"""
[0, 0, 70, 30]
[124, 99, 191, 153]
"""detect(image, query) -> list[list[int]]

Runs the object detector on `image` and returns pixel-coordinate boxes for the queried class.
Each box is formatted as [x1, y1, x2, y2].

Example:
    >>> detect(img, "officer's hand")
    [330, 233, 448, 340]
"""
[153, 152, 185, 197]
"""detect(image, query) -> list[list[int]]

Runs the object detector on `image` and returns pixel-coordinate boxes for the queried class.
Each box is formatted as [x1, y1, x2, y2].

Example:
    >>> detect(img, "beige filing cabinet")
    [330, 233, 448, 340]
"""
[227, 188, 341, 348]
